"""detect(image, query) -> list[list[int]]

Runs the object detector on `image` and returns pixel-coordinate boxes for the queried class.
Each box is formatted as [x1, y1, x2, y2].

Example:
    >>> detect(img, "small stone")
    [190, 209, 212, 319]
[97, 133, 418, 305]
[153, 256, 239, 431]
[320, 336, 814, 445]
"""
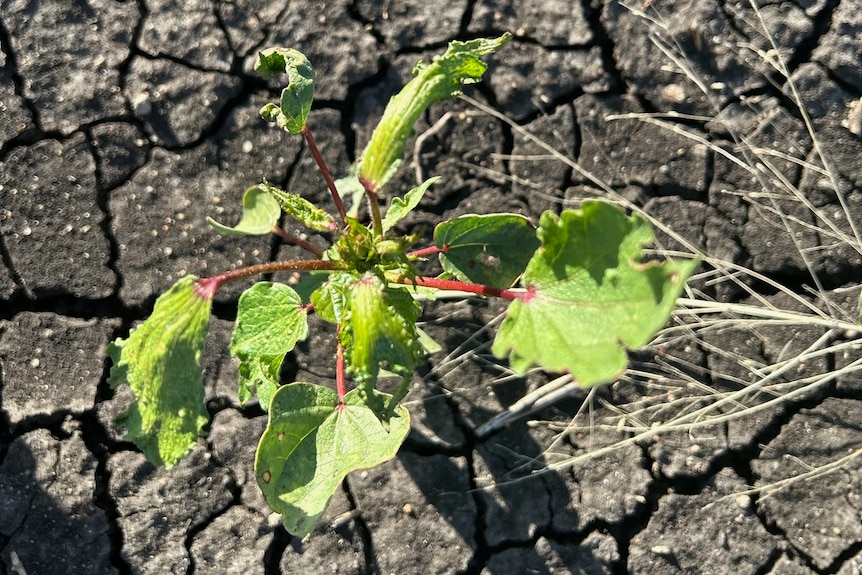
[131, 93, 152, 116]
[845, 98, 862, 137]
[651, 544, 673, 556]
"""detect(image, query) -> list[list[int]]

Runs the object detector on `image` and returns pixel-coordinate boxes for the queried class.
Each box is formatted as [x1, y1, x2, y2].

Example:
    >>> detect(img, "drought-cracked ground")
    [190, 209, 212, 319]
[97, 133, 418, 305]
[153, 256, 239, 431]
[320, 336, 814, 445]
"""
[1, 1, 861, 574]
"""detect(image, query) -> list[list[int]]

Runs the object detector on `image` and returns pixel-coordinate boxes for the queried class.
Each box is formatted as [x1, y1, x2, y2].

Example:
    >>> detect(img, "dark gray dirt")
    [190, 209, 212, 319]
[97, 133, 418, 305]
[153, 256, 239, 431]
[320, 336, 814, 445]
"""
[1, 1, 861, 574]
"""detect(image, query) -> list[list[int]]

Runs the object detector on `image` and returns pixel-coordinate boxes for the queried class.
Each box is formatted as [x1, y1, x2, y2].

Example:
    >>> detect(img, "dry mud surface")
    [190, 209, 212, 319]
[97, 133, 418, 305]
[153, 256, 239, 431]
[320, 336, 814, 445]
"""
[1, 1, 861, 574]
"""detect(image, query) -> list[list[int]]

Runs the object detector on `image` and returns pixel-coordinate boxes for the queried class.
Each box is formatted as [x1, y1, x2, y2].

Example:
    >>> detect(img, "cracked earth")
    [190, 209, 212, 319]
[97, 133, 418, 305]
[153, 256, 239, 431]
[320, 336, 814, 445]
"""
[1, 1, 861, 574]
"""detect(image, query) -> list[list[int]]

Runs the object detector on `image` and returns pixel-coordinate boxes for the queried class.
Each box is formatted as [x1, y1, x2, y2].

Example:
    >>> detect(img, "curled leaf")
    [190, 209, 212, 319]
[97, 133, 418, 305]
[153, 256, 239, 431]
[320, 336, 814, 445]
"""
[359, 34, 511, 191]
[381, 177, 439, 233]
[256, 47, 314, 134]
[263, 181, 336, 232]
[206, 185, 281, 236]
[310, 271, 357, 324]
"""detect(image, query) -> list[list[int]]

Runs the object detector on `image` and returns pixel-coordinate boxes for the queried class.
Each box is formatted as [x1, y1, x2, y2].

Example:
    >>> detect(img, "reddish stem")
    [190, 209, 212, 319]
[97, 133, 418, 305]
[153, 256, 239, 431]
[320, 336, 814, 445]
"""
[407, 245, 444, 259]
[402, 275, 530, 301]
[270, 225, 324, 258]
[359, 176, 384, 239]
[302, 125, 348, 224]
[195, 259, 338, 296]
[335, 328, 347, 406]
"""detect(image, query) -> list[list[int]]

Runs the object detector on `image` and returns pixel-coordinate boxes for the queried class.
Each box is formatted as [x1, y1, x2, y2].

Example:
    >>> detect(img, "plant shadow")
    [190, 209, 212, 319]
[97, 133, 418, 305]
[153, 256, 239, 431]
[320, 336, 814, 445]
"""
[398, 376, 616, 574]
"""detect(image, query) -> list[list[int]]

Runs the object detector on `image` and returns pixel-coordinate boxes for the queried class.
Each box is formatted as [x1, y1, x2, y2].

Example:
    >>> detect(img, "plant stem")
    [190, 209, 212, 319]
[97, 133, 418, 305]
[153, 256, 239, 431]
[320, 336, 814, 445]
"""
[407, 245, 443, 258]
[360, 176, 384, 239]
[336, 329, 347, 405]
[302, 125, 348, 224]
[270, 225, 324, 258]
[195, 259, 338, 297]
[401, 275, 530, 301]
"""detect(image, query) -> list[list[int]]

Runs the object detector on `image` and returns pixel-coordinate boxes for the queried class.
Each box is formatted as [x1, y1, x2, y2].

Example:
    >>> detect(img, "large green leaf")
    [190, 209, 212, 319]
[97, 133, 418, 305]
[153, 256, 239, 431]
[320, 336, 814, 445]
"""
[107, 276, 212, 467]
[255, 383, 410, 538]
[359, 34, 511, 191]
[230, 282, 309, 410]
[435, 213, 539, 289]
[205, 185, 281, 236]
[492, 201, 697, 386]
[256, 47, 314, 134]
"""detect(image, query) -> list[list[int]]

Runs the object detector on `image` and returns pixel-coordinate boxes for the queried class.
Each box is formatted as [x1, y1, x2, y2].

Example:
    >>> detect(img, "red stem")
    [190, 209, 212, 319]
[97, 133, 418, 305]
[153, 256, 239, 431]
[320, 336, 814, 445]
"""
[402, 275, 530, 301]
[270, 225, 323, 258]
[359, 176, 384, 239]
[302, 125, 348, 224]
[335, 328, 347, 406]
[195, 259, 338, 297]
[407, 245, 443, 259]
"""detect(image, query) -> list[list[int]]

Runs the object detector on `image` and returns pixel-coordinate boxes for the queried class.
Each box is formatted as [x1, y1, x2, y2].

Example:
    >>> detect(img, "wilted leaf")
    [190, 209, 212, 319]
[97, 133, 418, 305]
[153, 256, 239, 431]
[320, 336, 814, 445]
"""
[341, 274, 425, 389]
[359, 34, 511, 191]
[107, 276, 212, 467]
[263, 181, 336, 232]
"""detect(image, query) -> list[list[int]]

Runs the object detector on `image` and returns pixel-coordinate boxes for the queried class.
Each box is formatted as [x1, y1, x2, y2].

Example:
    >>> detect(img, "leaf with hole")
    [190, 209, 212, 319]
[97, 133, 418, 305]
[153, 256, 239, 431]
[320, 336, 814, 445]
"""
[435, 213, 539, 289]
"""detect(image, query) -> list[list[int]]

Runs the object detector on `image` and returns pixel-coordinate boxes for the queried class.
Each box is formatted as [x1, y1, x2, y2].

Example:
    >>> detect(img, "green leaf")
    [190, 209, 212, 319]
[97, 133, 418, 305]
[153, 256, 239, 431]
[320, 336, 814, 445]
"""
[359, 34, 511, 191]
[230, 282, 309, 409]
[435, 213, 539, 289]
[381, 177, 439, 233]
[107, 276, 212, 467]
[492, 201, 697, 386]
[255, 48, 314, 134]
[255, 383, 410, 538]
[262, 181, 336, 232]
[293, 270, 332, 303]
[310, 271, 357, 324]
[379, 282, 422, 324]
[333, 163, 366, 219]
[416, 327, 443, 355]
[327, 217, 376, 270]
[205, 185, 281, 236]
[341, 273, 425, 390]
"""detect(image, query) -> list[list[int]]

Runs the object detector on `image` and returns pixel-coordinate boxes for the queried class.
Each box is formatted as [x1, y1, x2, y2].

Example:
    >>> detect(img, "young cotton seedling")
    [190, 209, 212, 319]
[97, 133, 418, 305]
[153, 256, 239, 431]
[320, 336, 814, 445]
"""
[107, 35, 696, 538]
